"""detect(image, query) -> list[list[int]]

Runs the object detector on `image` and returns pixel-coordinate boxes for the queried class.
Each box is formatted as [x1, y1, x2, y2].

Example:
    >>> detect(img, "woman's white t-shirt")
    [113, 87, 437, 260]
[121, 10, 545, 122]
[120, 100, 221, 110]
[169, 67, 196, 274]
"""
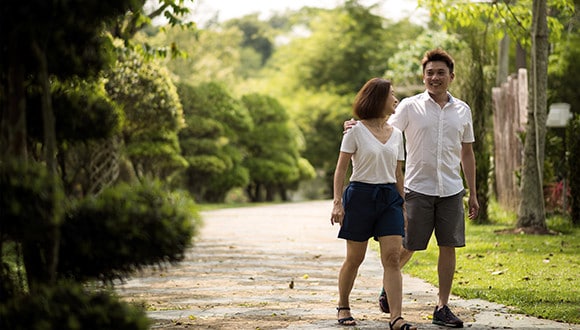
[340, 121, 405, 184]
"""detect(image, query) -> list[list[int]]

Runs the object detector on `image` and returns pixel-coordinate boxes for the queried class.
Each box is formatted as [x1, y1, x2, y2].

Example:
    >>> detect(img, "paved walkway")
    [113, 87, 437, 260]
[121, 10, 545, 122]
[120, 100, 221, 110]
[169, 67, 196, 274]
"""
[116, 200, 579, 329]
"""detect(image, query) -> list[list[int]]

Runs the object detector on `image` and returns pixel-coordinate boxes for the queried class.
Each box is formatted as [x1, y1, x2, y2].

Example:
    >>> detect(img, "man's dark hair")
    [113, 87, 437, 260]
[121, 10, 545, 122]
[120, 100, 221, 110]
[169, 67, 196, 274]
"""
[422, 48, 455, 73]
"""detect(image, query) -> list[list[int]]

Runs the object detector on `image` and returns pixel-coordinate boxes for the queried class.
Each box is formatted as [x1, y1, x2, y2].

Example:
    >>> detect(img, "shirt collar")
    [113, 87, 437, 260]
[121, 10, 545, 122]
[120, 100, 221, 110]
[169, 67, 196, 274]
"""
[421, 90, 455, 104]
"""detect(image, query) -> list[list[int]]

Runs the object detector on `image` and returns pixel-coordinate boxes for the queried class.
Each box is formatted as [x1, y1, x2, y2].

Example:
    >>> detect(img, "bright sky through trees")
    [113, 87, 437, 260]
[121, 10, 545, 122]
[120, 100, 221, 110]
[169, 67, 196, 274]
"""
[192, 0, 428, 24]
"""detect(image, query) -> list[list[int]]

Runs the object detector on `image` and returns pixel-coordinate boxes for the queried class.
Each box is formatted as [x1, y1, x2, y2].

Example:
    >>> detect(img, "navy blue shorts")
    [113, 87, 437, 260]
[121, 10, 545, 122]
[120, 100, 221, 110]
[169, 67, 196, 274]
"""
[338, 181, 405, 242]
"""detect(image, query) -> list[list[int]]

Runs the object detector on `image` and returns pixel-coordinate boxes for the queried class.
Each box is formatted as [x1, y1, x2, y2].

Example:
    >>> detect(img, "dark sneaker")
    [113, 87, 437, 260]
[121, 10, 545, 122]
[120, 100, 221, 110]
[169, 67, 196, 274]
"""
[378, 288, 390, 313]
[432, 305, 464, 328]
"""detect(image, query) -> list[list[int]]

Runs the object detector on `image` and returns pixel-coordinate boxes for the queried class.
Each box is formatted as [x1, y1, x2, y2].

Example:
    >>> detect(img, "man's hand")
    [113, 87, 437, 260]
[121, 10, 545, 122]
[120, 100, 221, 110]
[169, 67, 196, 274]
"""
[343, 118, 357, 134]
[468, 194, 479, 219]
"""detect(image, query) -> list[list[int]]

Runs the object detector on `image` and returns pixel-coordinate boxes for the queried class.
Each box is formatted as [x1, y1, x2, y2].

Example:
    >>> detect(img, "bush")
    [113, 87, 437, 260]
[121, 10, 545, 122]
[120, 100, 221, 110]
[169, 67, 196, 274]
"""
[58, 181, 198, 282]
[0, 160, 64, 242]
[0, 281, 150, 330]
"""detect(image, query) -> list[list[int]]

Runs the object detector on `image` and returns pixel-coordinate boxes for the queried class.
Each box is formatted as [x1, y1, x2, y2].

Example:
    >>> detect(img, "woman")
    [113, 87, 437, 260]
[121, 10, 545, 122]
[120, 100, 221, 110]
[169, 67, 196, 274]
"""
[331, 78, 416, 330]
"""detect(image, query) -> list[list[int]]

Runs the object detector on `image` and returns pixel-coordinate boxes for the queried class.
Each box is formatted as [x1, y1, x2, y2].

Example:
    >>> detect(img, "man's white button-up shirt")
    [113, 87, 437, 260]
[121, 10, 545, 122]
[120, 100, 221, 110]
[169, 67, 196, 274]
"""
[388, 91, 475, 197]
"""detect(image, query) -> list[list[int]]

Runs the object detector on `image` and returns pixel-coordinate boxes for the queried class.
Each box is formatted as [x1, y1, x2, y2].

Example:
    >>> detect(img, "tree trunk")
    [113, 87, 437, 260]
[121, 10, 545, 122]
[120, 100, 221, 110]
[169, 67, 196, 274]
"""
[517, 0, 548, 229]
[496, 34, 509, 86]
[23, 42, 61, 289]
[516, 42, 527, 70]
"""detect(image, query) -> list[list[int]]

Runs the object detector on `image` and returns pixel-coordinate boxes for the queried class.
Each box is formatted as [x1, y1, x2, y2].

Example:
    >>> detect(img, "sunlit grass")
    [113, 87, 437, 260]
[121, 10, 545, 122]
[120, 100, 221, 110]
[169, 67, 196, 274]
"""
[400, 200, 580, 324]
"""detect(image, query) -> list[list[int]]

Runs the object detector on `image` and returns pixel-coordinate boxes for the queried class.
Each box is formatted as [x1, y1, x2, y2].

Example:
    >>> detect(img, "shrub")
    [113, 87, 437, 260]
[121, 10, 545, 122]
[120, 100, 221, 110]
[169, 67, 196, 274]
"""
[58, 181, 198, 282]
[0, 281, 149, 330]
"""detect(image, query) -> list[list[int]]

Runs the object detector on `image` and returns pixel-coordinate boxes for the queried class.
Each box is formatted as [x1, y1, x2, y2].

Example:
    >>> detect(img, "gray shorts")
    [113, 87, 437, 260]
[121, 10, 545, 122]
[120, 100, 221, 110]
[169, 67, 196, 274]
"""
[403, 189, 466, 251]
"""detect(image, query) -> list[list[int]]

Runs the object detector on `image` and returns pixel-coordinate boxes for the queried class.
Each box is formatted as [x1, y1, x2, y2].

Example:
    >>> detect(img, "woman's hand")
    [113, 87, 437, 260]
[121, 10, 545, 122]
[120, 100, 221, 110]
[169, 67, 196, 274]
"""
[331, 202, 344, 226]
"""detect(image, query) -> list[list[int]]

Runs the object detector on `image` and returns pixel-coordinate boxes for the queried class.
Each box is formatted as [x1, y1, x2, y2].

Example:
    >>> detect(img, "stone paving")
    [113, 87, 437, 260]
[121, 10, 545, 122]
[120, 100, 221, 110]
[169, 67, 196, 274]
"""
[116, 200, 580, 330]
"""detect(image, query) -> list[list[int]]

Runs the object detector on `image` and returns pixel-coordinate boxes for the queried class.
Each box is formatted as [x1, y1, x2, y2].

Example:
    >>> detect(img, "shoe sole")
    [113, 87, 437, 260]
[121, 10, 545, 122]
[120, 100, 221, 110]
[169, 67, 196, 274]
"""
[432, 320, 463, 328]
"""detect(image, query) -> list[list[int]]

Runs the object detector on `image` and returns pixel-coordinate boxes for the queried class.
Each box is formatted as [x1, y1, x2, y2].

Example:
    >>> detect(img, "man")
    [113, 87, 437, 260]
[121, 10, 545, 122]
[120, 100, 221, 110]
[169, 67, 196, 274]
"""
[345, 48, 479, 328]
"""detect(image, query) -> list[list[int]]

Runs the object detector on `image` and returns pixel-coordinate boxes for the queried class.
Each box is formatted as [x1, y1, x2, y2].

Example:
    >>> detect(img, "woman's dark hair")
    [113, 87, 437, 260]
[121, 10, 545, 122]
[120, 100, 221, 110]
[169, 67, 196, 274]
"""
[353, 78, 391, 120]
[422, 48, 455, 73]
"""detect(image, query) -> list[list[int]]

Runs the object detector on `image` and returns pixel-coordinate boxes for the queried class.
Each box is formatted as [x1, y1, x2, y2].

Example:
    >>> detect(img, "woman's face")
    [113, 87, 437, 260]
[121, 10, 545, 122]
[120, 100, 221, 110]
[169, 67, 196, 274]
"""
[385, 86, 399, 115]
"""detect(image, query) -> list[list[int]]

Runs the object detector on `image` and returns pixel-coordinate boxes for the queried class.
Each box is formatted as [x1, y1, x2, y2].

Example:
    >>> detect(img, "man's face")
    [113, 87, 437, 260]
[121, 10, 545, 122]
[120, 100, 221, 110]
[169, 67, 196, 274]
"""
[423, 61, 454, 95]
[385, 86, 399, 115]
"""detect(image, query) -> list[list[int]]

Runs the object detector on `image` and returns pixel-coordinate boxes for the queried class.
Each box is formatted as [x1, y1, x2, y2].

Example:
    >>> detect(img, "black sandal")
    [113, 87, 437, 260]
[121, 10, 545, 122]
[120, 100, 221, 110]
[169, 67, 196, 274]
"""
[389, 316, 415, 330]
[337, 307, 357, 326]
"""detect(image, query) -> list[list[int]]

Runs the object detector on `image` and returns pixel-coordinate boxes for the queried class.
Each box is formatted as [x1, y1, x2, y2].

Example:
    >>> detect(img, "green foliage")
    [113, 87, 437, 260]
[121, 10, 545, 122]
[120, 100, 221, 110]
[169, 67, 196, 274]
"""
[0, 160, 64, 242]
[105, 49, 186, 179]
[282, 0, 390, 94]
[106, 49, 184, 134]
[0, 242, 21, 303]
[398, 199, 580, 324]
[0, 281, 150, 330]
[177, 82, 252, 202]
[1, 0, 200, 326]
[386, 31, 464, 89]
[241, 93, 314, 201]
[0, 159, 65, 294]
[139, 25, 244, 85]
[224, 14, 274, 66]
[58, 181, 197, 282]
[293, 91, 353, 197]
[0, 0, 144, 79]
[26, 78, 123, 144]
[186, 82, 253, 135]
[125, 129, 188, 180]
[454, 40, 496, 225]
[227, 3, 428, 200]
[419, 0, 574, 49]
[111, 0, 196, 58]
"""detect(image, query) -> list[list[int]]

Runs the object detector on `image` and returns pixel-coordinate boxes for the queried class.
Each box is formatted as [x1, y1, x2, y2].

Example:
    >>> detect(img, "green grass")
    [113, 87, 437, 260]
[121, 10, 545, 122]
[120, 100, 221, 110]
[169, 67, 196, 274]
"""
[399, 201, 580, 324]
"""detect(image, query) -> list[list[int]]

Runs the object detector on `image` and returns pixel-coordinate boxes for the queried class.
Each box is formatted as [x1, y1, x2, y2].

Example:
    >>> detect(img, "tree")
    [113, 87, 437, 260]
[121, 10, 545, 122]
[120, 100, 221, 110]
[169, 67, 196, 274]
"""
[1, 0, 197, 326]
[0, 0, 146, 291]
[139, 24, 245, 85]
[236, 2, 425, 196]
[177, 82, 253, 202]
[241, 93, 315, 202]
[516, 0, 550, 229]
[24, 77, 124, 195]
[293, 91, 354, 197]
[224, 14, 274, 66]
[284, 0, 390, 94]
[111, 0, 195, 50]
[105, 49, 187, 181]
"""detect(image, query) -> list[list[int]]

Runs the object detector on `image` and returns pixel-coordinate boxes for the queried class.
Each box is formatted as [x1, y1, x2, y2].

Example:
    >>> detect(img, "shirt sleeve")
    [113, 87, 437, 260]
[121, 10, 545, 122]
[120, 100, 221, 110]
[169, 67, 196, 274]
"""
[388, 99, 409, 132]
[340, 125, 357, 153]
[462, 105, 475, 143]
[396, 129, 405, 161]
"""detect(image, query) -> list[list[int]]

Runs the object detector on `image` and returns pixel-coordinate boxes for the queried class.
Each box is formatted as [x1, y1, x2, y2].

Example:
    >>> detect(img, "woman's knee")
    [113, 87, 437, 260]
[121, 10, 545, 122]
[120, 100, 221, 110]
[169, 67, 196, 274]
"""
[344, 254, 365, 268]
[381, 250, 400, 268]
